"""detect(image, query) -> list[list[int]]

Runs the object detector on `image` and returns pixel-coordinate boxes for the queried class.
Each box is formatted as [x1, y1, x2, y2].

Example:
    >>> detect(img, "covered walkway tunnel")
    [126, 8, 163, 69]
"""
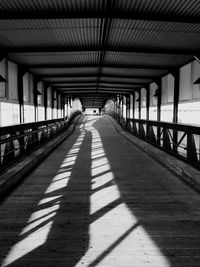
[1, 1, 200, 266]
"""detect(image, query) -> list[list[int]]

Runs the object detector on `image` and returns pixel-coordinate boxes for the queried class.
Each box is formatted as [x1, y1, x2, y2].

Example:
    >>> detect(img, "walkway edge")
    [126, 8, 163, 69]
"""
[106, 115, 200, 192]
[0, 115, 82, 197]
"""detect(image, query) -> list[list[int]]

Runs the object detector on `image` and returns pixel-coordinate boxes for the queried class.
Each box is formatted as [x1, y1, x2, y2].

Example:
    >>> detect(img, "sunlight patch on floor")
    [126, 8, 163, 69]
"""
[2, 131, 86, 267]
[76, 124, 170, 267]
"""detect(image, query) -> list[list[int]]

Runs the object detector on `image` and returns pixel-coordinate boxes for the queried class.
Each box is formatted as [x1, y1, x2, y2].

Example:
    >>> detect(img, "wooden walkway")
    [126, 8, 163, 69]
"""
[0, 115, 200, 267]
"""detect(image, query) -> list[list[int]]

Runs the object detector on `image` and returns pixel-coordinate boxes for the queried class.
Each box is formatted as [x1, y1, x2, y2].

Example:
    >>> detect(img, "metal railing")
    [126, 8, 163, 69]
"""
[0, 111, 81, 172]
[113, 113, 200, 169]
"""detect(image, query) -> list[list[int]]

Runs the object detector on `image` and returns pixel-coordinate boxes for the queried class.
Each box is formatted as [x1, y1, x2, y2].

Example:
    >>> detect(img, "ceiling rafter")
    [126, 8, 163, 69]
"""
[60, 87, 139, 93]
[28, 63, 169, 70]
[51, 80, 145, 86]
[6, 46, 196, 55]
[56, 85, 140, 90]
[42, 73, 155, 80]
[0, 10, 199, 24]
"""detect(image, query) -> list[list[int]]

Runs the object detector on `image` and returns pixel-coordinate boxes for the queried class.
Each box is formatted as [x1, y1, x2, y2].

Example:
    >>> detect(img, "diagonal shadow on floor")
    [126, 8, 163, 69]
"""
[0, 117, 92, 267]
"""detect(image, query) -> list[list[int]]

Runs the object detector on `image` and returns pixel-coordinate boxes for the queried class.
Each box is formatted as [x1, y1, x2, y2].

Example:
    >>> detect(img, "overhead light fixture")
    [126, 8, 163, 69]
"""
[153, 89, 158, 97]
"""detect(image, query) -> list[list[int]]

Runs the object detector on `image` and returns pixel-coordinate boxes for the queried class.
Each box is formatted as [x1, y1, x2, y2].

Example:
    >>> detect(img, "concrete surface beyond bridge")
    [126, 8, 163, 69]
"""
[0, 115, 200, 267]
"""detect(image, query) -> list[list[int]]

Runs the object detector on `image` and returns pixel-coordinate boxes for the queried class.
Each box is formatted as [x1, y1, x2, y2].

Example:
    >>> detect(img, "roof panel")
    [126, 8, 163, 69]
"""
[100, 77, 151, 84]
[44, 77, 97, 83]
[113, 0, 200, 18]
[102, 67, 166, 77]
[0, 0, 199, 19]
[9, 51, 99, 65]
[31, 67, 98, 75]
[0, 18, 100, 48]
[108, 19, 200, 51]
[104, 51, 192, 68]
[0, 0, 105, 13]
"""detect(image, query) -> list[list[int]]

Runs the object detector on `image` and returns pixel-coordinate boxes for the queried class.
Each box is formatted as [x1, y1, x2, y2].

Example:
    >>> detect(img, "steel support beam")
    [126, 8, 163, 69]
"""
[0, 10, 199, 24]
[42, 73, 154, 80]
[29, 63, 169, 71]
[6, 46, 195, 56]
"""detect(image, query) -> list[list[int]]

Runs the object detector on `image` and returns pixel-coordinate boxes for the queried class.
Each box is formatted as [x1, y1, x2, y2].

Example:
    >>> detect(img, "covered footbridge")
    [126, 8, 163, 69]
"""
[1, 1, 200, 266]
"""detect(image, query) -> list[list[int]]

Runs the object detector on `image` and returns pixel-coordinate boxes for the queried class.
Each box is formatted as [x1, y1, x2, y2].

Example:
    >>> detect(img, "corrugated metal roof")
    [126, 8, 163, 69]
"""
[44, 77, 97, 83]
[0, 0, 105, 13]
[9, 51, 99, 65]
[108, 19, 200, 51]
[102, 67, 166, 77]
[31, 67, 98, 76]
[0, 0, 200, 106]
[0, 19, 100, 48]
[113, 0, 200, 18]
[0, 0, 199, 18]
[104, 52, 192, 67]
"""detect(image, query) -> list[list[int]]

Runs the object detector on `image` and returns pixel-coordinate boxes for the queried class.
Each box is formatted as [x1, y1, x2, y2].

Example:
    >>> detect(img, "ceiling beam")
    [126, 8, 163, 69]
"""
[29, 63, 169, 70]
[60, 88, 139, 94]
[52, 81, 144, 86]
[57, 85, 140, 90]
[6, 46, 195, 56]
[42, 73, 154, 80]
[0, 10, 199, 24]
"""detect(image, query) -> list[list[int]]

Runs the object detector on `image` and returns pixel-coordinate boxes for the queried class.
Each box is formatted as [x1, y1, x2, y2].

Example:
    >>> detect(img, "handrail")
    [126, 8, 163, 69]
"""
[0, 111, 82, 172]
[111, 112, 200, 169]
[0, 118, 65, 135]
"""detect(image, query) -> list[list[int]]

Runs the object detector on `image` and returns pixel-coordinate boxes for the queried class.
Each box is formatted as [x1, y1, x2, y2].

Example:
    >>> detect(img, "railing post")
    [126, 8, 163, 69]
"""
[187, 129, 198, 164]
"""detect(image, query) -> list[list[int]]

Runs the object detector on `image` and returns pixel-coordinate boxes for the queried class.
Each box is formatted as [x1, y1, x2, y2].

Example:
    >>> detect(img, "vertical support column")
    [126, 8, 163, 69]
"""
[138, 90, 141, 120]
[61, 94, 64, 118]
[173, 70, 180, 124]
[51, 87, 54, 119]
[33, 76, 39, 122]
[146, 85, 150, 141]
[65, 95, 69, 117]
[146, 85, 150, 121]
[56, 90, 59, 118]
[44, 82, 48, 120]
[156, 78, 162, 145]
[119, 94, 122, 119]
[113, 97, 116, 118]
[172, 69, 180, 153]
[120, 95, 124, 118]
[156, 78, 162, 122]
[18, 67, 26, 124]
[126, 94, 130, 119]
[132, 91, 135, 119]
[123, 95, 126, 119]
[116, 95, 119, 120]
